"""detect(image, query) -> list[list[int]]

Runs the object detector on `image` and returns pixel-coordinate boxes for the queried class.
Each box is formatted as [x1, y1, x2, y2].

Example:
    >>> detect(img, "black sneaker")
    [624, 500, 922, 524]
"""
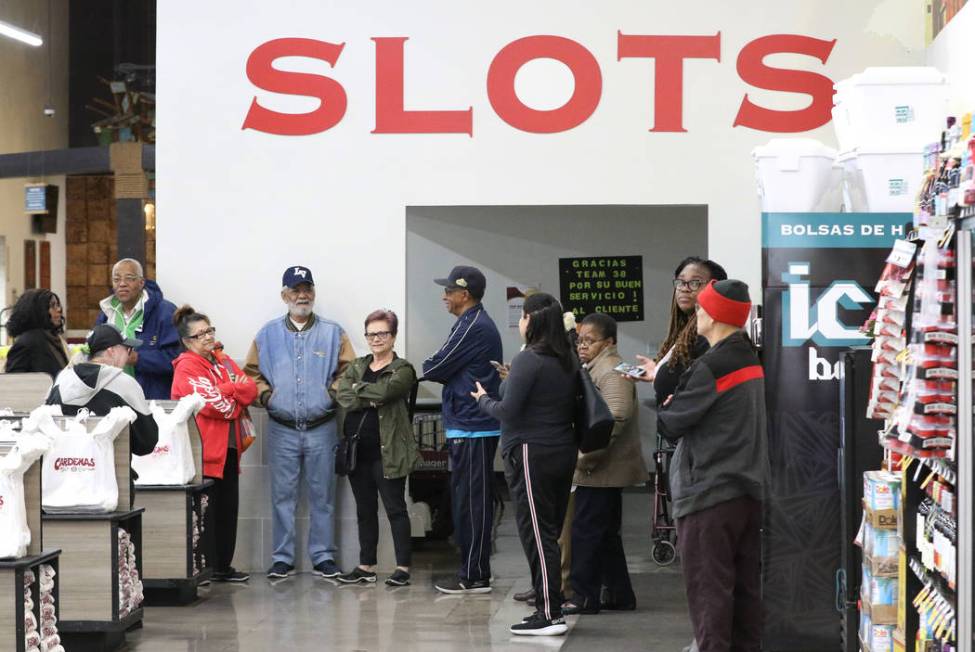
[385, 569, 411, 586]
[434, 576, 491, 594]
[337, 567, 377, 584]
[314, 559, 342, 578]
[213, 568, 250, 583]
[266, 562, 295, 579]
[510, 612, 568, 636]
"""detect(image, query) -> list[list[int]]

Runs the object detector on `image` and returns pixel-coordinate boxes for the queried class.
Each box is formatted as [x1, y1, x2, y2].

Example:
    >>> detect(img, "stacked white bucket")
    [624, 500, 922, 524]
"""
[754, 67, 948, 213]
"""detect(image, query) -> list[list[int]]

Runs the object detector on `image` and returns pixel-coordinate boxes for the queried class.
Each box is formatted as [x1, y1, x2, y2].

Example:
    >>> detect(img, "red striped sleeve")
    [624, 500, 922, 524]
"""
[714, 365, 764, 393]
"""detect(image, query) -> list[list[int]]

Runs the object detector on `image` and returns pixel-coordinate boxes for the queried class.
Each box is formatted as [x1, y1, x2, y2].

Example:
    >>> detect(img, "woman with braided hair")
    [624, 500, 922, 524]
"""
[630, 257, 727, 408]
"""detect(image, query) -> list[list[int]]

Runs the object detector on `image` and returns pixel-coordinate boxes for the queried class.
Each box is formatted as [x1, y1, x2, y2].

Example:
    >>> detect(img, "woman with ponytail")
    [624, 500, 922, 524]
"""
[472, 293, 578, 636]
[171, 305, 257, 583]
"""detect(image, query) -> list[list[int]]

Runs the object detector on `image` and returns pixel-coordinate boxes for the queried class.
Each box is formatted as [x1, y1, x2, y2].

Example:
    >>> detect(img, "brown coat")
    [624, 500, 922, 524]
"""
[573, 345, 649, 487]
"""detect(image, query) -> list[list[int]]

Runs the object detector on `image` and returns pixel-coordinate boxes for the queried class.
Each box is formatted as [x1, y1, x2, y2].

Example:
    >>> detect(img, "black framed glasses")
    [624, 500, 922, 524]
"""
[364, 331, 392, 340]
[673, 278, 706, 291]
[187, 327, 216, 340]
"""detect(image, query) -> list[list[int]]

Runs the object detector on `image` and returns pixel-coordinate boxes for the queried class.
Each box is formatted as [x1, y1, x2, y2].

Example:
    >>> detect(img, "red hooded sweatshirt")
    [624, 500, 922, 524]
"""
[171, 349, 257, 478]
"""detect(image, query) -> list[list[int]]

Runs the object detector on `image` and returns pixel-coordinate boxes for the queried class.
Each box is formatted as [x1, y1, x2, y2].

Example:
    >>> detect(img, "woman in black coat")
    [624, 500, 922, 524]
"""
[4, 289, 68, 379]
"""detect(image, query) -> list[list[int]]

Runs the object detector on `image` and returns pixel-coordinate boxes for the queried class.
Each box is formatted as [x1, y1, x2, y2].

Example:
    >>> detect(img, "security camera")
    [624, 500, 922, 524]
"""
[43, 103, 55, 118]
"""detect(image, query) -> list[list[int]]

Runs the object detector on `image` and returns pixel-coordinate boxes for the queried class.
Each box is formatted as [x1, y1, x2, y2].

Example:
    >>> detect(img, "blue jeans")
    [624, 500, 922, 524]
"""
[268, 419, 338, 566]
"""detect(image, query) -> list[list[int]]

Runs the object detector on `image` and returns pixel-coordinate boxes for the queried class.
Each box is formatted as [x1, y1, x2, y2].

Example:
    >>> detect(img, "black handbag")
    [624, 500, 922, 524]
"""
[335, 413, 367, 476]
[574, 363, 615, 453]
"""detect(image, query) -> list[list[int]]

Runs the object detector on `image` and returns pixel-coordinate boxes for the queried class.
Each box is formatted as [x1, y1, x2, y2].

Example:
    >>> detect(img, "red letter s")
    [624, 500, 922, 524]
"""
[734, 35, 837, 133]
[242, 38, 347, 136]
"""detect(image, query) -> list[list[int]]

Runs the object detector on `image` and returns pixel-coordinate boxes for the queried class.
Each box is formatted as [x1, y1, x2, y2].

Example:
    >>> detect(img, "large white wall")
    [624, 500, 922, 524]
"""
[927, 1, 975, 112]
[157, 0, 924, 358]
[0, 0, 69, 319]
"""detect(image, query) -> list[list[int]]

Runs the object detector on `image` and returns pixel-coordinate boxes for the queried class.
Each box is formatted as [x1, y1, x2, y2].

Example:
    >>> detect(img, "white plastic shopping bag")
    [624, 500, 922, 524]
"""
[39, 407, 136, 513]
[132, 394, 204, 486]
[0, 421, 53, 558]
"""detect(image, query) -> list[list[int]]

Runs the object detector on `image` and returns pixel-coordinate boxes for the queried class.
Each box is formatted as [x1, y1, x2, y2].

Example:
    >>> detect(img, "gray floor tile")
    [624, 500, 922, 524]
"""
[126, 491, 690, 651]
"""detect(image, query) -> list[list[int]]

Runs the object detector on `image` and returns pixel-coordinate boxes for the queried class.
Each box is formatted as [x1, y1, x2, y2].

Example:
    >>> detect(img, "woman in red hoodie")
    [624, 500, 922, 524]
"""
[171, 305, 257, 583]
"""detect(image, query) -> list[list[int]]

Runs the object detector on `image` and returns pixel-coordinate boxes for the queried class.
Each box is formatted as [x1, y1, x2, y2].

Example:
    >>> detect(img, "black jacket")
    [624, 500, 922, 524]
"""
[657, 331, 768, 519]
[477, 348, 577, 455]
[46, 363, 159, 456]
[5, 329, 68, 379]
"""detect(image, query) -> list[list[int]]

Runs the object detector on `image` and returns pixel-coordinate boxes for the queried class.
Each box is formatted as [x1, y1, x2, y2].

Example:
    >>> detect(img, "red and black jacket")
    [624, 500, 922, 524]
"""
[657, 330, 769, 519]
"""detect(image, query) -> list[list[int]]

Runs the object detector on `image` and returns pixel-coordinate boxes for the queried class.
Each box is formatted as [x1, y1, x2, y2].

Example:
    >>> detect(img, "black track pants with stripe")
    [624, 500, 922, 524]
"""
[504, 442, 577, 620]
[448, 436, 499, 582]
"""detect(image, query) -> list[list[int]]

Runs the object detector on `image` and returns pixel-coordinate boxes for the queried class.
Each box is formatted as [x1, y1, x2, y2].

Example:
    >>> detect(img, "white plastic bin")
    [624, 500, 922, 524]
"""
[839, 148, 924, 213]
[832, 67, 948, 150]
[753, 139, 839, 212]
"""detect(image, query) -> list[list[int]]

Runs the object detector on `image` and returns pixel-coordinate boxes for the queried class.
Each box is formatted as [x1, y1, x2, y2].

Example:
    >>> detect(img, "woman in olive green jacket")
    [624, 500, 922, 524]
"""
[332, 309, 419, 586]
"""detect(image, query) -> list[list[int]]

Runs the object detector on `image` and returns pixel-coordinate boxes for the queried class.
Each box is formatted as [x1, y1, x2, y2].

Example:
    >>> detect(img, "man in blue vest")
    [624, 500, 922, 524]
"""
[245, 266, 355, 580]
[423, 266, 503, 594]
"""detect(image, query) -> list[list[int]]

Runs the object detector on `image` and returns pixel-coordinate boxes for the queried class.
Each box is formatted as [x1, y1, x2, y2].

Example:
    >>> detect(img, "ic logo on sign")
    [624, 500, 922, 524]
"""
[781, 263, 874, 381]
[781, 263, 873, 348]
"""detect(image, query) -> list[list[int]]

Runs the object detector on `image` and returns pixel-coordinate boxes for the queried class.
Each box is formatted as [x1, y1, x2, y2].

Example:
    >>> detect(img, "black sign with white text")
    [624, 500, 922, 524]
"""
[558, 256, 643, 321]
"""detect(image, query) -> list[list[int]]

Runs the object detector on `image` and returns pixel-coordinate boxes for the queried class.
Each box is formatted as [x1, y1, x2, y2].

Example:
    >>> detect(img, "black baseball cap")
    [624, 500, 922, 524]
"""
[87, 324, 142, 356]
[434, 266, 486, 299]
[282, 265, 315, 288]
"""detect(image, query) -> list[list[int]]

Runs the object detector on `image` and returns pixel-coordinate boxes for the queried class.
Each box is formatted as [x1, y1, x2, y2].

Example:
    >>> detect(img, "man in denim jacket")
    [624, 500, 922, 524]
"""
[245, 266, 355, 580]
[423, 266, 503, 594]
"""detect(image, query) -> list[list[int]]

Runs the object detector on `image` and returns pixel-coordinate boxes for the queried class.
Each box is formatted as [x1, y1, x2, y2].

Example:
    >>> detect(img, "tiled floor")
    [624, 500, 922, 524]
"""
[127, 491, 692, 651]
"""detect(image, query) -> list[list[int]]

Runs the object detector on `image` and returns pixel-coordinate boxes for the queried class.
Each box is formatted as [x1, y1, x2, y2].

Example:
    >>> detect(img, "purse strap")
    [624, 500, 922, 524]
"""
[349, 411, 368, 441]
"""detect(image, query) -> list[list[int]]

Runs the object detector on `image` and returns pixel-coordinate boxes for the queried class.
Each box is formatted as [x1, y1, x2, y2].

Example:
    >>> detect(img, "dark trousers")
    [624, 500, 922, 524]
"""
[504, 443, 576, 621]
[448, 436, 499, 582]
[676, 496, 763, 652]
[570, 486, 635, 609]
[205, 453, 240, 573]
[348, 457, 411, 567]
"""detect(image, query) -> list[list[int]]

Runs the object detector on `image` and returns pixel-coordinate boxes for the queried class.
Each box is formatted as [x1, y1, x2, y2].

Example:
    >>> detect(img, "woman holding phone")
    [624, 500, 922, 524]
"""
[472, 293, 578, 637]
[631, 257, 727, 406]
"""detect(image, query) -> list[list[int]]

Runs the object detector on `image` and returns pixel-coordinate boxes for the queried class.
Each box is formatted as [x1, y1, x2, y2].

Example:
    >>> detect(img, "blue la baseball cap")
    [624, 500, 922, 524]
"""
[282, 266, 315, 288]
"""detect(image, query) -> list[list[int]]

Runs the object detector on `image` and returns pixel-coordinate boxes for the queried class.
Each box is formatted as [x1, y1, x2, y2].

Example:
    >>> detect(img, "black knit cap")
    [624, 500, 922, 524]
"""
[714, 279, 750, 303]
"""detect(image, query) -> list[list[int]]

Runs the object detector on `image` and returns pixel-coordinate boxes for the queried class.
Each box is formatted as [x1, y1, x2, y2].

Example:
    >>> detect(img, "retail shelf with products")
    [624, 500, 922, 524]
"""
[0, 551, 61, 652]
[859, 112, 975, 652]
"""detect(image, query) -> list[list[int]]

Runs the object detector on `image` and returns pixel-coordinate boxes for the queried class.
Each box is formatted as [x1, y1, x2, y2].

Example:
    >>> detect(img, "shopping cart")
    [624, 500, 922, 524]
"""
[650, 434, 678, 566]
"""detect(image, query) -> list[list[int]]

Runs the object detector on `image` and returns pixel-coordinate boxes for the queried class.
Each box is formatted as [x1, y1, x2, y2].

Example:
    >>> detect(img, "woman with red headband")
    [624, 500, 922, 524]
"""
[656, 279, 768, 652]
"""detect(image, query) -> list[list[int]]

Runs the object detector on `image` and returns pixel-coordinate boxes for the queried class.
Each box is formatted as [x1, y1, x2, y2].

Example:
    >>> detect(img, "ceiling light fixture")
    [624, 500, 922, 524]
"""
[0, 19, 43, 47]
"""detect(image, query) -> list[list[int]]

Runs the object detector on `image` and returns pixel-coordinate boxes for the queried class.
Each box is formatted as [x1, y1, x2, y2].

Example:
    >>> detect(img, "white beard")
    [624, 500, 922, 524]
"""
[287, 300, 314, 318]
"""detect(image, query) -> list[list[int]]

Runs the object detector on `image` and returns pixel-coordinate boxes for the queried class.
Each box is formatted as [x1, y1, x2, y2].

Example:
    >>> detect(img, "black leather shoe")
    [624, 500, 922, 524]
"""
[514, 588, 536, 602]
[561, 600, 600, 615]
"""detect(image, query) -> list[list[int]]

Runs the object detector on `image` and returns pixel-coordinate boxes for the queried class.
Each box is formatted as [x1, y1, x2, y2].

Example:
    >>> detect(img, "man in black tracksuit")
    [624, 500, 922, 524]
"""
[657, 280, 768, 652]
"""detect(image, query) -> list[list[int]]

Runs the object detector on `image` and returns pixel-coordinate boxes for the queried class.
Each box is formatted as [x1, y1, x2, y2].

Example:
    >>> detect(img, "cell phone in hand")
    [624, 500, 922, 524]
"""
[614, 361, 647, 378]
[490, 360, 506, 371]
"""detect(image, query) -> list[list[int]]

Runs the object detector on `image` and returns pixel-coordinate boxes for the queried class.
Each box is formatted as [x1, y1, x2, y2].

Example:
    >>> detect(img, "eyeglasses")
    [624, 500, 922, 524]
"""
[112, 274, 143, 285]
[364, 331, 392, 340]
[673, 278, 706, 291]
[577, 337, 605, 348]
[186, 327, 216, 340]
